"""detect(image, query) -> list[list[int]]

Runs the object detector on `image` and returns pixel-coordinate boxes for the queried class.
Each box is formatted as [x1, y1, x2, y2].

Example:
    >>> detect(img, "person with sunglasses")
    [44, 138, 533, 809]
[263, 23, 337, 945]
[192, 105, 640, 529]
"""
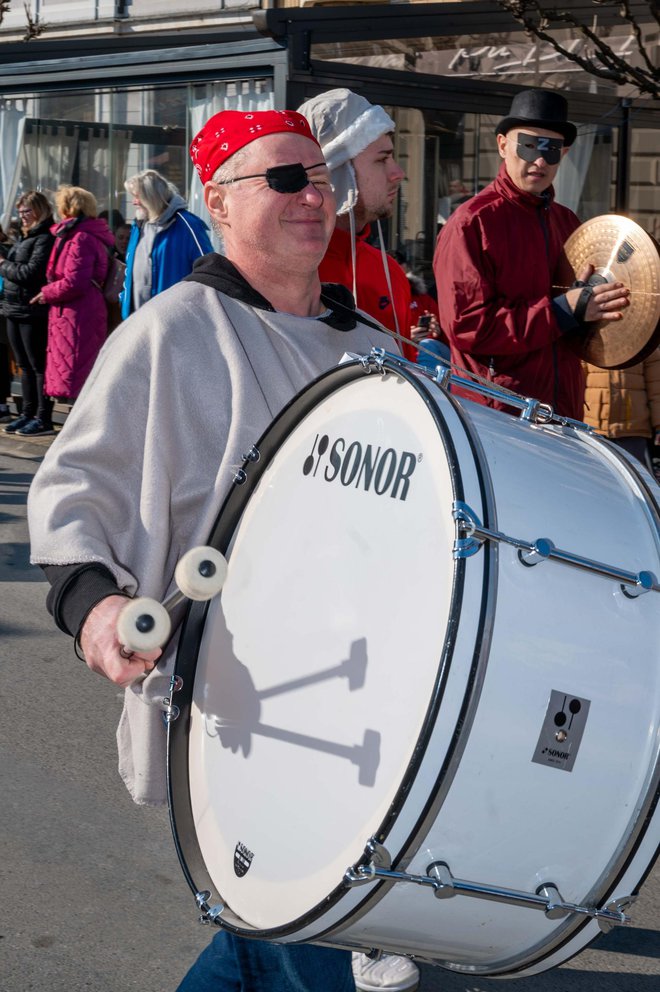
[434, 89, 630, 420]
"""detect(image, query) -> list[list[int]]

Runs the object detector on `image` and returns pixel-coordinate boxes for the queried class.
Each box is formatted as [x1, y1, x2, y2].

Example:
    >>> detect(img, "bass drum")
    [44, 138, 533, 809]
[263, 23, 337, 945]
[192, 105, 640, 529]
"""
[169, 355, 660, 978]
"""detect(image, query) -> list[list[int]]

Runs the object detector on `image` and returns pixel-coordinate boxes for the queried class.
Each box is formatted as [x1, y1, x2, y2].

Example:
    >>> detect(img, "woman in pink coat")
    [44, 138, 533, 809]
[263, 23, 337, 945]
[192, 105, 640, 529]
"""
[32, 185, 115, 400]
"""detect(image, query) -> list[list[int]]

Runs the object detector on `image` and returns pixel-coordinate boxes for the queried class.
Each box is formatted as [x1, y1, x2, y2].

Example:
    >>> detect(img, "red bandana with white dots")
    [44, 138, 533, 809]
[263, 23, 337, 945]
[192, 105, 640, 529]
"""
[189, 110, 321, 182]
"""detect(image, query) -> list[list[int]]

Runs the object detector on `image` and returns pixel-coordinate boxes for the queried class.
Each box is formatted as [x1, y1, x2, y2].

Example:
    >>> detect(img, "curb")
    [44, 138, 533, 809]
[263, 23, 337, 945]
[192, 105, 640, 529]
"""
[0, 432, 58, 461]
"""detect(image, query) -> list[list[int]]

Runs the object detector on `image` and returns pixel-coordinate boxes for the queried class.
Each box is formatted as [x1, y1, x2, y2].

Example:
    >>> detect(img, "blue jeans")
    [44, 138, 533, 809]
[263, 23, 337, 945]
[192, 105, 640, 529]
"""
[175, 930, 355, 991]
[415, 337, 450, 373]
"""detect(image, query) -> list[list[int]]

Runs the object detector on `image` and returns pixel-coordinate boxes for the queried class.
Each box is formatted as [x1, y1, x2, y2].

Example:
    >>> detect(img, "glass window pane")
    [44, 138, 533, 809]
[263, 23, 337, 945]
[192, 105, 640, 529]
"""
[1, 77, 274, 234]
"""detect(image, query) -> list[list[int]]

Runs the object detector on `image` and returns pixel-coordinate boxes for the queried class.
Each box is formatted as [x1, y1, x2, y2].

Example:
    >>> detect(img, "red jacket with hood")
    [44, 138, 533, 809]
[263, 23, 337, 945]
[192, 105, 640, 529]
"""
[434, 162, 583, 419]
[319, 225, 415, 360]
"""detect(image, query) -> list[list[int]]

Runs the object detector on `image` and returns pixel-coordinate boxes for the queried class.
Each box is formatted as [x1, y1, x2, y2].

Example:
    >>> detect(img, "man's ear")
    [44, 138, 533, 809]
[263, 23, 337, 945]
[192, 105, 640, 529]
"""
[561, 145, 571, 159]
[496, 133, 507, 160]
[205, 182, 230, 227]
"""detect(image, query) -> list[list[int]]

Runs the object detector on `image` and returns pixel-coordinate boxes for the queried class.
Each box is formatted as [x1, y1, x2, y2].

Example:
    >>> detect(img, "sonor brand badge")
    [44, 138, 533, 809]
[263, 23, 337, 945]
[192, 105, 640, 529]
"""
[234, 842, 254, 877]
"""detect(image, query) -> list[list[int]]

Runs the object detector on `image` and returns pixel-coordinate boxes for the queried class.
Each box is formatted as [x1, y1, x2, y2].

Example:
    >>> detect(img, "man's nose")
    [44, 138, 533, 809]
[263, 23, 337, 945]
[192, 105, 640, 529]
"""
[390, 160, 406, 183]
[299, 182, 325, 204]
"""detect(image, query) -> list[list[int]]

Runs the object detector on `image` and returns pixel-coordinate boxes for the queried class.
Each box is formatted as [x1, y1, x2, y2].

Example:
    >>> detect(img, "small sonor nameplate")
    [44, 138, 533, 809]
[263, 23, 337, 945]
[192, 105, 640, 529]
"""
[532, 690, 591, 772]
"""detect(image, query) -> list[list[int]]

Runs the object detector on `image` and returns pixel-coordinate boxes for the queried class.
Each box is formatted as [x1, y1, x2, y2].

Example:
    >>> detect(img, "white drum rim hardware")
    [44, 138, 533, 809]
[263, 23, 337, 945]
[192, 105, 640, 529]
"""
[167, 352, 660, 977]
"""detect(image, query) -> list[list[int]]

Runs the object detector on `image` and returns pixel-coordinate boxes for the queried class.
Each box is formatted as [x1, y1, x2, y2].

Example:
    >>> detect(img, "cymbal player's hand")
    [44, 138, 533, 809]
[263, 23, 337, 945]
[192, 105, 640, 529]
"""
[79, 595, 162, 687]
[566, 264, 631, 323]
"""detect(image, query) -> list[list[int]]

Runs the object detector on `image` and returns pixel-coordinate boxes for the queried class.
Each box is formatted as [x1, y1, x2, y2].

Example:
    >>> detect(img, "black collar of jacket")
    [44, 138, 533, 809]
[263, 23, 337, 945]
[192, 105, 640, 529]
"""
[20, 217, 53, 241]
[184, 252, 358, 331]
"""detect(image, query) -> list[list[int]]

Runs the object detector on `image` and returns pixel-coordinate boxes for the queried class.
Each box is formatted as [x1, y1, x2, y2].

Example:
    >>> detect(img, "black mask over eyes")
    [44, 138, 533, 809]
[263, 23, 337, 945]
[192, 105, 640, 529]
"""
[515, 133, 564, 166]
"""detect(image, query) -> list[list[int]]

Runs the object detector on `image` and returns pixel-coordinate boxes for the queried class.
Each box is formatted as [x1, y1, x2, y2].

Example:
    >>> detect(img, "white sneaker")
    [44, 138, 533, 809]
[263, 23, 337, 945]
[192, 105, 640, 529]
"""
[352, 952, 420, 991]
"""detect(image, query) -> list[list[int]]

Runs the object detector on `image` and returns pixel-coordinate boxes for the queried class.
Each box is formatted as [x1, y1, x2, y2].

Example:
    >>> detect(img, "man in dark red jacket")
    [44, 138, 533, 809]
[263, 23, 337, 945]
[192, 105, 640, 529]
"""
[434, 89, 629, 420]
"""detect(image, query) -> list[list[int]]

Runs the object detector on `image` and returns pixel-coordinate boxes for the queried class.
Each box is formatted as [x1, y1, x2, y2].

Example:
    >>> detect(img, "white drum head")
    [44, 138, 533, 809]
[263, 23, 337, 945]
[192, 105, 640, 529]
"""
[184, 371, 460, 930]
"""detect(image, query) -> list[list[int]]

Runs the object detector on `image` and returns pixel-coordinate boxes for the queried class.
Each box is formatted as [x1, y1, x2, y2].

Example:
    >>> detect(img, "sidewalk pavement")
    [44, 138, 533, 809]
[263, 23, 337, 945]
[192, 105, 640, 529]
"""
[0, 401, 68, 460]
[0, 426, 59, 461]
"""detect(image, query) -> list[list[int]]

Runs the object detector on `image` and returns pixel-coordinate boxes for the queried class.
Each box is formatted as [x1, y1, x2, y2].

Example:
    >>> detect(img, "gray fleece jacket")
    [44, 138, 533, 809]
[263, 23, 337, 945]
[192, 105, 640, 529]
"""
[28, 254, 391, 805]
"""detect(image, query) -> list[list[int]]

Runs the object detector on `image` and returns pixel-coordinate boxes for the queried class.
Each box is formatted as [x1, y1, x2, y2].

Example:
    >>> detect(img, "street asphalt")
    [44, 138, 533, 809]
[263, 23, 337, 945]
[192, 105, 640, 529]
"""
[0, 442, 658, 991]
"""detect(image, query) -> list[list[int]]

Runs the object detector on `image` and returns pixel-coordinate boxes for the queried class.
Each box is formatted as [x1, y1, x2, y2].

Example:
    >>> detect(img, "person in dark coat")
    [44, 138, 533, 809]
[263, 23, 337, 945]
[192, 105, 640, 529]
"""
[0, 191, 55, 436]
[31, 185, 115, 404]
[0, 223, 14, 422]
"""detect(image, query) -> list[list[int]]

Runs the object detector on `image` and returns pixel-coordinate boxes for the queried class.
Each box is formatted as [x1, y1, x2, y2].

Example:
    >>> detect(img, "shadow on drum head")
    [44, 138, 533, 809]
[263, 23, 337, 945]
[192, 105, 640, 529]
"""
[200, 631, 381, 786]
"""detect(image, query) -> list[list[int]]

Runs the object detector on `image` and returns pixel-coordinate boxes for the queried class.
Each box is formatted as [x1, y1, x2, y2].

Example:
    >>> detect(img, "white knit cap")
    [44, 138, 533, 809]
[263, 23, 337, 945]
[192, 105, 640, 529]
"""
[298, 88, 395, 216]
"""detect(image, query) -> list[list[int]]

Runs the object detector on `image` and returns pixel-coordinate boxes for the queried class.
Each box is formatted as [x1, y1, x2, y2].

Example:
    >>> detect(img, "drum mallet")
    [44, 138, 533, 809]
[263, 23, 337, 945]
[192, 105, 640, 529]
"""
[116, 546, 228, 654]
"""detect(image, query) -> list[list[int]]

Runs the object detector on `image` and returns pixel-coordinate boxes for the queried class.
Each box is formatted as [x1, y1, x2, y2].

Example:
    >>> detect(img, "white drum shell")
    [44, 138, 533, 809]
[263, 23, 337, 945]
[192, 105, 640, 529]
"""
[171, 360, 660, 977]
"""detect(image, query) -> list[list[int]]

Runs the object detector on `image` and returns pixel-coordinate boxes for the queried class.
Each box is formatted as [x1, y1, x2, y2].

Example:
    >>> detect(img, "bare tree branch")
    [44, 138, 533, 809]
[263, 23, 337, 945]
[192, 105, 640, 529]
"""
[23, 0, 44, 40]
[497, 0, 660, 98]
[0, 2, 46, 39]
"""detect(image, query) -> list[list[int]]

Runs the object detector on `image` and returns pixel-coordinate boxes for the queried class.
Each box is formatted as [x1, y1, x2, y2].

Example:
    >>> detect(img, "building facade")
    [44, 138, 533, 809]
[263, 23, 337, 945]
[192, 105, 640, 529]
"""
[0, 1, 658, 280]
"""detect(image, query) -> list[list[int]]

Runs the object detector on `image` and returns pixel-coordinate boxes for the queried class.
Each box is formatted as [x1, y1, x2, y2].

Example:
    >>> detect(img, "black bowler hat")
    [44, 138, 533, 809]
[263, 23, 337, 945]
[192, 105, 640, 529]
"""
[495, 89, 577, 146]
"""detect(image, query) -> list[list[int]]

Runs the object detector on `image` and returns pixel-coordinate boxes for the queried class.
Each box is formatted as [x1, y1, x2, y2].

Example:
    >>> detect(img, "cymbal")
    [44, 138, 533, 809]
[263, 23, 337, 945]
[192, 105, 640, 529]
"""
[563, 214, 660, 369]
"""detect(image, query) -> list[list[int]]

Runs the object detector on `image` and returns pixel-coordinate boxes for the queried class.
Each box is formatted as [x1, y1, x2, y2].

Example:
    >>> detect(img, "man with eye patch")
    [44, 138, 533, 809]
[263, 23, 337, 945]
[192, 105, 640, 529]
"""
[28, 109, 394, 992]
[434, 88, 630, 420]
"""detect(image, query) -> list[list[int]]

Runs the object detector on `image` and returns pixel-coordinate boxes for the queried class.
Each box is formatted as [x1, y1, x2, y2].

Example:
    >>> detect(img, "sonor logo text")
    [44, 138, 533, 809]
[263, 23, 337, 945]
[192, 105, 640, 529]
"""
[303, 433, 418, 501]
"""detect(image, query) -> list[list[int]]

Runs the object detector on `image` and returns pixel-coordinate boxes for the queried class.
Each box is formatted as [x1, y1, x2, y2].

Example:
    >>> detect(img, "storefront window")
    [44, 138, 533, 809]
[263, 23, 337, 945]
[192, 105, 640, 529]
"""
[311, 22, 651, 98]
[0, 76, 274, 233]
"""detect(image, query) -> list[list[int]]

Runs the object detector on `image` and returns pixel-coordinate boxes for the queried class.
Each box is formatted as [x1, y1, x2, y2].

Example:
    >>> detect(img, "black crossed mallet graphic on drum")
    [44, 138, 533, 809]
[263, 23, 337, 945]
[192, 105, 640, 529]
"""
[117, 548, 382, 787]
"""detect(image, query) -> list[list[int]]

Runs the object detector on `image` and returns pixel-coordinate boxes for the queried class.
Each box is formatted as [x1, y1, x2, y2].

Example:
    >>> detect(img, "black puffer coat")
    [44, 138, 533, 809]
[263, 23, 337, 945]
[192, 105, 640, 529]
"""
[0, 218, 54, 321]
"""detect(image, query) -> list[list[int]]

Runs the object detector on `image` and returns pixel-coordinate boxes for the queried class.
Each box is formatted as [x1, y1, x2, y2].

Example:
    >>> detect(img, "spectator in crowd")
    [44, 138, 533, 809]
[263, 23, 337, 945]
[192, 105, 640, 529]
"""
[299, 88, 417, 361]
[0, 222, 14, 422]
[31, 185, 115, 406]
[99, 208, 126, 232]
[0, 191, 55, 436]
[121, 168, 212, 320]
[0, 315, 11, 423]
[583, 350, 660, 472]
[434, 89, 630, 419]
[104, 222, 133, 333]
[113, 222, 131, 263]
[7, 219, 23, 242]
[28, 107, 392, 992]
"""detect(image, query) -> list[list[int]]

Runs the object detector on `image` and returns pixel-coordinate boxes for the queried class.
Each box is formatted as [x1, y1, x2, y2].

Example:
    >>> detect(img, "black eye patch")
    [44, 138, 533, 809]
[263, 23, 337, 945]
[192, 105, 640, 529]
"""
[216, 161, 329, 194]
[263, 163, 310, 193]
[516, 133, 564, 165]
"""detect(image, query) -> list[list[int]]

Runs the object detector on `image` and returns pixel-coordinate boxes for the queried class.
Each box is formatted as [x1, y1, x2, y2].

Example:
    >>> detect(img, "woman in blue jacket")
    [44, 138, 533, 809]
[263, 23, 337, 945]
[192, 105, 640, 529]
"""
[121, 169, 212, 320]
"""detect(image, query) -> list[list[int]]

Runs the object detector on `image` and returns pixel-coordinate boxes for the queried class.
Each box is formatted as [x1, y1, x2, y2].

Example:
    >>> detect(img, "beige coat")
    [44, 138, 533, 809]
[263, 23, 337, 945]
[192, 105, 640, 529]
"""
[583, 348, 660, 438]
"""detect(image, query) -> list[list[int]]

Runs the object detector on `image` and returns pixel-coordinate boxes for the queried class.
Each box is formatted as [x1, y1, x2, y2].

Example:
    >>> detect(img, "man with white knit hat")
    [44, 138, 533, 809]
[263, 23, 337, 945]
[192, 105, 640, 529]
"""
[299, 88, 416, 362]
[299, 89, 420, 992]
